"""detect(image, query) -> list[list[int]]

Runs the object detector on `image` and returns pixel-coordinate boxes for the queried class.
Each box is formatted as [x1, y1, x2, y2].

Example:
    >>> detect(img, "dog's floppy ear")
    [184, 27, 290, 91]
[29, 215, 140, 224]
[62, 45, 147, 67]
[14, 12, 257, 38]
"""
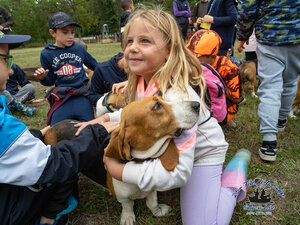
[159, 140, 179, 171]
[44, 127, 58, 146]
[104, 123, 131, 160]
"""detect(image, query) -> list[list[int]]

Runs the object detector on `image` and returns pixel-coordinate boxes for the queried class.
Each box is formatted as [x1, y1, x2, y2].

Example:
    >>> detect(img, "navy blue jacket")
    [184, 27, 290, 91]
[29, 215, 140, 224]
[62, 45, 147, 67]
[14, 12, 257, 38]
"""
[6, 64, 30, 95]
[39, 42, 98, 88]
[208, 0, 237, 56]
[120, 11, 132, 29]
[89, 52, 127, 105]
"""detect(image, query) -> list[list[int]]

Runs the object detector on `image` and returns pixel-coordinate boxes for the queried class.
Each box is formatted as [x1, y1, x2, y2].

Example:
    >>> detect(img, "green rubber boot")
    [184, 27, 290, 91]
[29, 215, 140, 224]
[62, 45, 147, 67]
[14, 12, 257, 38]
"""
[8, 99, 36, 116]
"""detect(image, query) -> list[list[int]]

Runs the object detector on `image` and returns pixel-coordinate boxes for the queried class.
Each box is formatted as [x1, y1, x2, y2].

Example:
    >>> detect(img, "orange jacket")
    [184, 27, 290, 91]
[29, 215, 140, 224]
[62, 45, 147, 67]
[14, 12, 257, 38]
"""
[212, 56, 243, 123]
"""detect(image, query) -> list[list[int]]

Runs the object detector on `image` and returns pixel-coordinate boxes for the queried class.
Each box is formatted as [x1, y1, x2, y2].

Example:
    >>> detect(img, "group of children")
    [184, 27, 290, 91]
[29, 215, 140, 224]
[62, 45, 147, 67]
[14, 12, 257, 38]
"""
[0, 5, 251, 225]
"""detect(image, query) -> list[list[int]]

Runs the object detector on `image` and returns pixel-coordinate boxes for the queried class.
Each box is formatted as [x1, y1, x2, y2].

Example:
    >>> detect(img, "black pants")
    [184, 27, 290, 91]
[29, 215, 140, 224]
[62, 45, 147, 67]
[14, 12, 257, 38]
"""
[0, 176, 78, 225]
[179, 23, 189, 41]
[245, 51, 257, 61]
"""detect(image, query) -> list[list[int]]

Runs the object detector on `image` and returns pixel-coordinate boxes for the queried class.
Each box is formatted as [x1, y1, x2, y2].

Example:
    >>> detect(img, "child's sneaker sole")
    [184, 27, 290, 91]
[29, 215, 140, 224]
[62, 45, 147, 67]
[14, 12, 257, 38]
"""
[258, 146, 276, 161]
[277, 126, 285, 132]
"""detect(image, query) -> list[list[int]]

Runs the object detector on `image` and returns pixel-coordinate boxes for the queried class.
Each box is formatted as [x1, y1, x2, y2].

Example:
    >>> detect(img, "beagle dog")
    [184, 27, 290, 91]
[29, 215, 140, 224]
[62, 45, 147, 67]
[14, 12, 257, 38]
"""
[289, 77, 300, 118]
[96, 88, 129, 117]
[104, 96, 200, 225]
[239, 60, 258, 98]
[43, 97, 200, 225]
[43, 119, 79, 146]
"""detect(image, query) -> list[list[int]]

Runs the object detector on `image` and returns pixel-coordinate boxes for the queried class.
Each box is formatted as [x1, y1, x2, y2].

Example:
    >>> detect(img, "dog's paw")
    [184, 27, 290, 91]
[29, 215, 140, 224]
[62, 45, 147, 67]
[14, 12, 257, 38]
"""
[288, 112, 296, 118]
[151, 204, 172, 217]
[120, 211, 135, 225]
[251, 92, 258, 98]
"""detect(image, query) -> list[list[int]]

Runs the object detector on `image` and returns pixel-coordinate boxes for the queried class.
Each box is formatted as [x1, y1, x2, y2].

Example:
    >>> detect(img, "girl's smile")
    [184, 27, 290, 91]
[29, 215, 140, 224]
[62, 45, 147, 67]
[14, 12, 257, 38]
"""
[124, 19, 169, 84]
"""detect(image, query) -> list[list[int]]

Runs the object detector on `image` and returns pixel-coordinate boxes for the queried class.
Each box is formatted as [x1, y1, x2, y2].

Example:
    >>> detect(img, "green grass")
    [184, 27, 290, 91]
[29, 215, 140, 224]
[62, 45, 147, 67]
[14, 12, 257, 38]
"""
[11, 43, 300, 225]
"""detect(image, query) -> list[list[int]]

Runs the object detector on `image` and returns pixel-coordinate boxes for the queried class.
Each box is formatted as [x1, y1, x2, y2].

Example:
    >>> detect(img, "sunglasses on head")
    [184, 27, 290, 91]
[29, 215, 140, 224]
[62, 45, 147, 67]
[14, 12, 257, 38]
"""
[0, 53, 14, 70]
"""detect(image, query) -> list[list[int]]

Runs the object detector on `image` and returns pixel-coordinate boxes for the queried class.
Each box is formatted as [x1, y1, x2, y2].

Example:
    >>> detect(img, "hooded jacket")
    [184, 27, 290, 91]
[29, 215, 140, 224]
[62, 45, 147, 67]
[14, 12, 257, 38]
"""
[39, 42, 98, 88]
[89, 52, 127, 105]
[236, 0, 300, 46]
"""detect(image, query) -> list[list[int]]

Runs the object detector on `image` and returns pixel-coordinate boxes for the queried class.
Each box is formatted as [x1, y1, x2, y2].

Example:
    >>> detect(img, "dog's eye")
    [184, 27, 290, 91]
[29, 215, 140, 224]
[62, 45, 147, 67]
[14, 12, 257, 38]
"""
[152, 102, 163, 111]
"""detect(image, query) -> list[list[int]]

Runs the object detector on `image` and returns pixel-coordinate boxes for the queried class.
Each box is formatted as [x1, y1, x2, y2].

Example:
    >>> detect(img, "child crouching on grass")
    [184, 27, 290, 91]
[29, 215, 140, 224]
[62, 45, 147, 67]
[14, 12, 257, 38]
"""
[0, 32, 119, 225]
[34, 12, 98, 125]
[187, 29, 244, 127]
[75, 6, 251, 225]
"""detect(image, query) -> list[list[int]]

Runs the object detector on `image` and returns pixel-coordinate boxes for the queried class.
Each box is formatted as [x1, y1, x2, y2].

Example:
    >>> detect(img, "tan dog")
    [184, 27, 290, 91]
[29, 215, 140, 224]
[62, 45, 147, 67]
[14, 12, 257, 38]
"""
[289, 77, 300, 118]
[239, 61, 258, 98]
[104, 96, 200, 225]
[43, 119, 79, 146]
[96, 88, 129, 117]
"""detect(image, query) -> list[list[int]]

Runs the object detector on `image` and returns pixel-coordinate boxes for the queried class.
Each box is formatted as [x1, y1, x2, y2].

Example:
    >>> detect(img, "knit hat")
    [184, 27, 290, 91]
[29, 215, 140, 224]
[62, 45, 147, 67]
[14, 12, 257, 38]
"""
[186, 30, 222, 57]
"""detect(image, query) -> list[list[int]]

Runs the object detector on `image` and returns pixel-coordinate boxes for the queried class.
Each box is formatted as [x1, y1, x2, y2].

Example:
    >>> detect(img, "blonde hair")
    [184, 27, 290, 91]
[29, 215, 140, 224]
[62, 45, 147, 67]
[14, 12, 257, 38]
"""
[123, 6, 206, 106]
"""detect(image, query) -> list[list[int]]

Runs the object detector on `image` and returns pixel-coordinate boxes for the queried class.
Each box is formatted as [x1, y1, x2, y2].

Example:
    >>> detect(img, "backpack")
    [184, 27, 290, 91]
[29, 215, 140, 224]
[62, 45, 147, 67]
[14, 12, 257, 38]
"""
[200, 63, 227, 125]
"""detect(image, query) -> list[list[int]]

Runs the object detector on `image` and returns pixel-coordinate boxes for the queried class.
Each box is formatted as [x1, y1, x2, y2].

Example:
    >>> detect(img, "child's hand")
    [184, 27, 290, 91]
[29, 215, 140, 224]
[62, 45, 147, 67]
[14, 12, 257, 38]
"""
[237, 40, 249, 53]
[112, 81, 128, 95]
[101, 121, 120, 134]
[34, 67, 49, 80]
[74, 114, 110, 136]
[196, 17, 203, 24]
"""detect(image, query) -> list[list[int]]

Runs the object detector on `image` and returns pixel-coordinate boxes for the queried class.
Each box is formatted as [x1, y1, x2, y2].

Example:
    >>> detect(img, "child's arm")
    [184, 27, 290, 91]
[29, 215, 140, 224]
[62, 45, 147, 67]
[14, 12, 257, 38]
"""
[173, 1, 190, 17]
[106, 126, 197, 192]
[83, 50, 98, 71]
[88, 65, 107, 105]
[105, 88, 198, 191]
[35, 52, 55, 86]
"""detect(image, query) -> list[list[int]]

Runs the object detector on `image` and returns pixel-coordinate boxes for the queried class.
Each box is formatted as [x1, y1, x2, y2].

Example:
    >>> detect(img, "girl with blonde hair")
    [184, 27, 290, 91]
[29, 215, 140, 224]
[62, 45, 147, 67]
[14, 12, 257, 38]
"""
[76, 6, 250, 225]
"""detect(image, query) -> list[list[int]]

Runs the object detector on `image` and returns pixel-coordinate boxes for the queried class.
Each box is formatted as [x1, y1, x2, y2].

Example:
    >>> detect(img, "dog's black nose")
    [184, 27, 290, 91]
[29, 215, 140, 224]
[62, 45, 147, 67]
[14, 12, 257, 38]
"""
[192, 101, 200, 113]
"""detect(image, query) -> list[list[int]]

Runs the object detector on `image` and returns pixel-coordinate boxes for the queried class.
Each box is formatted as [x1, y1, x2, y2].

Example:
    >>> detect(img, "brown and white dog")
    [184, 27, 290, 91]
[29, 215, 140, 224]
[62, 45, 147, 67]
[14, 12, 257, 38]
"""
[43, 119, 79, 146]
[96, 88, 129, 117]
[239, 60, 258, 98]
[104, 96, 200, 225]
[44, 97, 200, 225]
[289, 77, 300, 118]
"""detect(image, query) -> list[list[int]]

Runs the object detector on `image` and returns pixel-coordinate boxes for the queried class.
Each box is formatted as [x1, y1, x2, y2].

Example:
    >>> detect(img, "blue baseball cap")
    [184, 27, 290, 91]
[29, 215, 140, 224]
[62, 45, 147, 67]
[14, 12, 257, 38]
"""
[0, 31, 31, 49]
[49, 12, 81, 29]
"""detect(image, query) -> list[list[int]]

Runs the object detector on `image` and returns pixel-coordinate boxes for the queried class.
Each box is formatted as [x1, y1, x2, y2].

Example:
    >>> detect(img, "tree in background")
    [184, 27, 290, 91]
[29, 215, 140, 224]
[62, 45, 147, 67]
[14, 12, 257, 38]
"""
[0, 0, 199, 45]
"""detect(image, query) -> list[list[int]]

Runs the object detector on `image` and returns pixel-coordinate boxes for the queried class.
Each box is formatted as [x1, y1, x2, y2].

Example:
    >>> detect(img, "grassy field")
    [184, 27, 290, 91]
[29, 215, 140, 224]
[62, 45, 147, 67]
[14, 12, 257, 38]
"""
[11, 42, 300, 225]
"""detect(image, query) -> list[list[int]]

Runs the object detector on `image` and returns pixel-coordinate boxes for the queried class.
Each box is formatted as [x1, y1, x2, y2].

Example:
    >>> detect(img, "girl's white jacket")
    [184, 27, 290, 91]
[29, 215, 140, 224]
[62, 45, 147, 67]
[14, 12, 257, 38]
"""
[108, 85, 228, 192]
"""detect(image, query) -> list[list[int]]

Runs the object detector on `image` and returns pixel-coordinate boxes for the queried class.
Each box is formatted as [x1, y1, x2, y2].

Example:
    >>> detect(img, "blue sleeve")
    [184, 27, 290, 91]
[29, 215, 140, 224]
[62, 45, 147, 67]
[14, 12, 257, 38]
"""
[39, 52, 56, 86]
[213, 0, 237, 27]
[88, 65, 106, 105]
[236, 0, 258, 41]
[83, 50, 98, 71]
[12, 64, 30, 87]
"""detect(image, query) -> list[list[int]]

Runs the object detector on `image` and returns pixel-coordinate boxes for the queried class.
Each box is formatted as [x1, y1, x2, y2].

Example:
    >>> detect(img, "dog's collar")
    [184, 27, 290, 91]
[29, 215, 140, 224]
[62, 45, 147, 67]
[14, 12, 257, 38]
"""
[102, 91, 115, 113]
[131, 137, 171, 160]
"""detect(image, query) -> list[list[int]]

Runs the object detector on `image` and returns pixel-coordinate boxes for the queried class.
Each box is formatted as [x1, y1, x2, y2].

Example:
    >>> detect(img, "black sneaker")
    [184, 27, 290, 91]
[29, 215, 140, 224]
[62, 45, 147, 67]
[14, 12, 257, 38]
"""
[259, 141, 277, 162]
[277, 119, 286, 132]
